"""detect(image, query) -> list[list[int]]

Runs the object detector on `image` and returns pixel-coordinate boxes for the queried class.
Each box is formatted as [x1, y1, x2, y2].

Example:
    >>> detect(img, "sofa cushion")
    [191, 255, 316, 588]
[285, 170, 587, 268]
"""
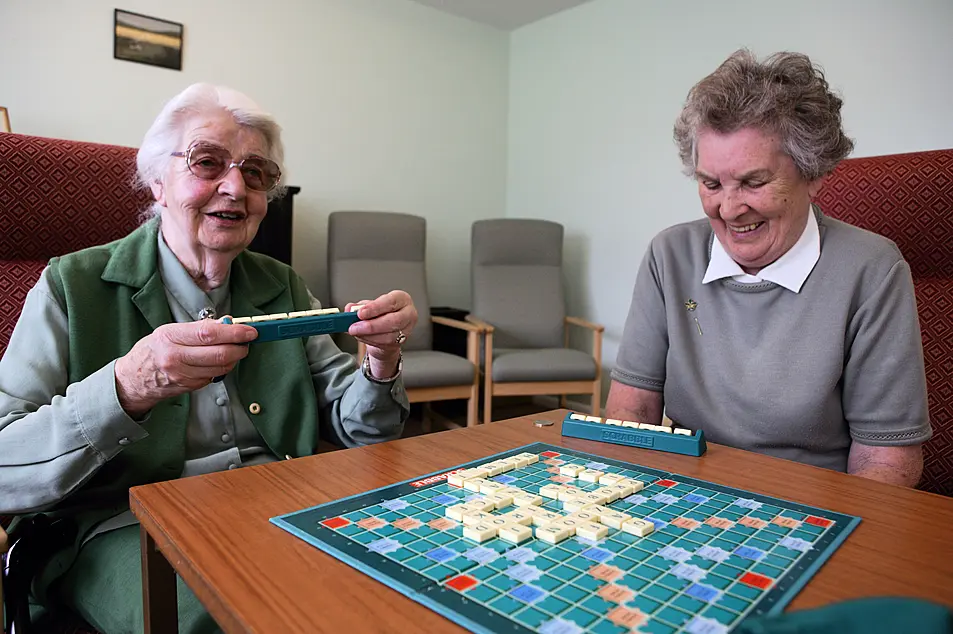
[491, 348, 596, 383]
[401, 350, 475, 389]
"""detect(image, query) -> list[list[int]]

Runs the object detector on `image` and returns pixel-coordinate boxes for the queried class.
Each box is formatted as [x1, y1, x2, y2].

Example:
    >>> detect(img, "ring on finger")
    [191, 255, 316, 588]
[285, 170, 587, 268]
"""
[395, 330, 407, 345]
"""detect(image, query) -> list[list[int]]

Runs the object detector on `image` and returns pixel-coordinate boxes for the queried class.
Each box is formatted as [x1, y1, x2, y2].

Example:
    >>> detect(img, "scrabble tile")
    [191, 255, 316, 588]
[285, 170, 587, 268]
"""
[515, 452, 540, 465]
[598, 510, 633, 530]
[479, 480, 504, 494]
[604, 419, 623, 426]
[446, 504, 472, 521]
[490, 460, 514, 473]
[535, 524, 572, 544]
[559, 465, 585, 477]
[540, 484, 563, 499]
[501, 509, 535, 526]
[579, 469, 604, 483]
[569, 413, 587, 420]
[618, 478, 645, 493]
[557, 487, 584, 501]
[447, 472, 469, 487]
[499, 523, 533, 544]
[579, 492, 608, 506]
[622, 421, 640, 428]
[467, 499, 497, 513]
[674, 428, 693, 436]
[480, 462, 506, 476]
[598, 473, 624, 485]
[562, 497, 593, 513]
[570, 509, 601, 524]
[576, 521, 609, 541]
[531, 509, 564, 526]
[585, 415, 603, 422]
[550, 517, 580, 536]
[462, 512, 493, 526]
[593, 486, 620, 502]
[464, 478, 489, 492]
[513, 493, 543, 507]
[463, 523, 498, 542]
[621, 518, 655, 537]
[484, 492, 514, 510]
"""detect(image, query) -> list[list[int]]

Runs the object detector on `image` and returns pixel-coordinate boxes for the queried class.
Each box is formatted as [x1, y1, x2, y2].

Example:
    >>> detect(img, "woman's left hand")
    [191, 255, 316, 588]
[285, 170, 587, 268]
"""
[346, 290, 417, 379]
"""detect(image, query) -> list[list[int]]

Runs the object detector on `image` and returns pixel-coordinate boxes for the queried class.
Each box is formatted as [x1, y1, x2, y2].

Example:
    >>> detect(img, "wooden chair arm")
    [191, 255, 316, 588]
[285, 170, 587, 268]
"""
[431, 315, 484, 333]
[464, 315, 495, 332]
[565, 316, 605, 332]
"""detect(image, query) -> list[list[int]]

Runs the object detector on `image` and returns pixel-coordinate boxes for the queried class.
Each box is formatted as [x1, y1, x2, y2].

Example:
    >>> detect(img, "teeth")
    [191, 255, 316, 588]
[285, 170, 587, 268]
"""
[732, 223, 761, 233]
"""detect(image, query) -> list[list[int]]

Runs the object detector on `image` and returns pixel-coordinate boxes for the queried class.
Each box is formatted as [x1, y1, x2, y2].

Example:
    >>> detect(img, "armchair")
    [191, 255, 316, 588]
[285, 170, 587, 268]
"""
[327, 211, 483, 428]
[469, 219, 603, 425]
[817, 148, 953, 496]
[0, 132, 143, 633]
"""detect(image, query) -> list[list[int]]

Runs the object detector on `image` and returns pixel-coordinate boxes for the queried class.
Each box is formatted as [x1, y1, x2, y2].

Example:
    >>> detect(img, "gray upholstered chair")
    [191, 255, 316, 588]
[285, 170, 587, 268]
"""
[328, 211, 483, 428]
[469, 219, 603, 425]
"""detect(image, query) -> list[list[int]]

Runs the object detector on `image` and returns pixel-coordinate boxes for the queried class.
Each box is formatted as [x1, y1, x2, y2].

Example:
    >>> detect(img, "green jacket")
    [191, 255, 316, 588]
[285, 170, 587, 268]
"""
[34, 218, 323, 597]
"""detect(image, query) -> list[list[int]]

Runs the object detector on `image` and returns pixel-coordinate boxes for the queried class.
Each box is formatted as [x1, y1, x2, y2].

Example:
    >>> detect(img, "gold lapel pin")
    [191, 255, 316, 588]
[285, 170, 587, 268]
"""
[685, 298, 703, 335]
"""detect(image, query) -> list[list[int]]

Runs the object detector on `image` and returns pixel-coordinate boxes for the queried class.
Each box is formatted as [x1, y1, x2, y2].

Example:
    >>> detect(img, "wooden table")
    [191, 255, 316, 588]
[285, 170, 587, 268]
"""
[130, 409, 953, 633]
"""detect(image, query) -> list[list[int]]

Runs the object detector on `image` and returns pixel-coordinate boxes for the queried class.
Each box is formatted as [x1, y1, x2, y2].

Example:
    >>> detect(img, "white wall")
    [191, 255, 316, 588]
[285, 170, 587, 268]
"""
[507, 0, 953, 399]
[0, 0, 509, 308]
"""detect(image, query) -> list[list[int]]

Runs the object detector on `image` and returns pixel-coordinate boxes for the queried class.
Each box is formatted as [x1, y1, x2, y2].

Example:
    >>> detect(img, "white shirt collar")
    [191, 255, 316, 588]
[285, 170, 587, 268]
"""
[702, 206, 820, 293]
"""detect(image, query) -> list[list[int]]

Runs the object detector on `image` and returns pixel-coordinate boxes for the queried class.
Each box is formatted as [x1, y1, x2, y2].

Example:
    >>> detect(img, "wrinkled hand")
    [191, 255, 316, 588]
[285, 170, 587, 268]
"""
[346, 290, 417, 379]
[114, 319, 258, 417]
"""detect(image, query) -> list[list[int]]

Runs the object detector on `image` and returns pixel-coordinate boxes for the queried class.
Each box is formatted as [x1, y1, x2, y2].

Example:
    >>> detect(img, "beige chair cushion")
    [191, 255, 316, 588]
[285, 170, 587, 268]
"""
[402, 350, 475, 389]
[490, 348, 596, 383]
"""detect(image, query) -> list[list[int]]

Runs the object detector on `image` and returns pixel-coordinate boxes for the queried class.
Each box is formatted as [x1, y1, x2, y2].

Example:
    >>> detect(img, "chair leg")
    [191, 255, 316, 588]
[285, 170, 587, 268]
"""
[483, 331, 494, 425]
[483, 382, 493, 425]
[591, 378, 602, 416]
[422, 403, 433, 434]
[467, 384, 478, 428]
[560, 394, 568, 409]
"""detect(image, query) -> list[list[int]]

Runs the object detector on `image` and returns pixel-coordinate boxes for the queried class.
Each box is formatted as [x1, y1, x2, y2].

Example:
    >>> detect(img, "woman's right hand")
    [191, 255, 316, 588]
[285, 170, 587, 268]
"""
[114, 319, 258, 417]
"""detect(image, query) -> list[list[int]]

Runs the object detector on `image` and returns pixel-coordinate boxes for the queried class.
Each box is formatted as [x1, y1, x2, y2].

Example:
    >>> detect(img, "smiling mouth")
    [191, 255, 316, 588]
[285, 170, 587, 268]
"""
[729, 222, 764, 234]
[207, 211, 246, 221]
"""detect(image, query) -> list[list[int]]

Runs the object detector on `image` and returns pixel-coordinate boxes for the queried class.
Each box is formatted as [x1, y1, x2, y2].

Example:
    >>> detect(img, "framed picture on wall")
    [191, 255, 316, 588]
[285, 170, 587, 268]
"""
[114, 9, 183, 71]
[0, 107, 10, 133]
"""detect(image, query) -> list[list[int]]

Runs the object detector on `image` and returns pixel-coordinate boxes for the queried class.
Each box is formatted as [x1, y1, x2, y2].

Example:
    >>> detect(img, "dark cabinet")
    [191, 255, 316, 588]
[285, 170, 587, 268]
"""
[249, 186, 299, 265]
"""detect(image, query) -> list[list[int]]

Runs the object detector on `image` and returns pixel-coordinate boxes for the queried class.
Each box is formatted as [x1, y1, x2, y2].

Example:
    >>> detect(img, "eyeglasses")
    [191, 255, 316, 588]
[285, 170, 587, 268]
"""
[171, 143, 281, 192]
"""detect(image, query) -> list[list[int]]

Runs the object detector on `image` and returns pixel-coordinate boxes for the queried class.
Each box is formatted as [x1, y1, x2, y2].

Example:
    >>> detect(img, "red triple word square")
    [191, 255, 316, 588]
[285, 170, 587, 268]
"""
[320, 517, 349, 529]
[445, 574, 479, 592]
[739, 572, 773, 590]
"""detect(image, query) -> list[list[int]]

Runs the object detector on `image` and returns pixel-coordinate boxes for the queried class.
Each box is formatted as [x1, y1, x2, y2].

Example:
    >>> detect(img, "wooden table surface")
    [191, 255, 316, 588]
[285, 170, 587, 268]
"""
[130, 409, 953, 633]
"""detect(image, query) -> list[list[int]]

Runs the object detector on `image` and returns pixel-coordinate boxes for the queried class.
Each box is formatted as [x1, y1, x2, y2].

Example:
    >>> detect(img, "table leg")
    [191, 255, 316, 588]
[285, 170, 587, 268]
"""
[141, 525, 179, 634]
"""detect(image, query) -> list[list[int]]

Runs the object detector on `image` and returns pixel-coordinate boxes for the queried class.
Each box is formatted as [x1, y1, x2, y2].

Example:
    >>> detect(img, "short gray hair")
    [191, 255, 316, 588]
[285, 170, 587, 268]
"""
[136, 83, 286, 218]
[673, 49, 854, 181]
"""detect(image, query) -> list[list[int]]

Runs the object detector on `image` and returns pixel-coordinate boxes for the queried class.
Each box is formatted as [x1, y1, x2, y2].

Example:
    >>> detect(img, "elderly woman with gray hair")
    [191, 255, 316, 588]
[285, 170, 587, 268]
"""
[607, 50, 931, 487]
[0, 84, 416, 633]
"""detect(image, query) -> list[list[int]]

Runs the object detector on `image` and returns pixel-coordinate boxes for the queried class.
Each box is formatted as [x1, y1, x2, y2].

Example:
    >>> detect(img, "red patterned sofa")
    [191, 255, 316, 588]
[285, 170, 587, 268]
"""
[1, 132, 148, 634]
[818, 148, 953, 496]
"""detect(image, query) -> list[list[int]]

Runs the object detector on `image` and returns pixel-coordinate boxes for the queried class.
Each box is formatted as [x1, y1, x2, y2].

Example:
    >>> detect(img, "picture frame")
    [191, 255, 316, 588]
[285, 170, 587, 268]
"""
[0, 107, 10, 133]
[114, 9, 183, 71]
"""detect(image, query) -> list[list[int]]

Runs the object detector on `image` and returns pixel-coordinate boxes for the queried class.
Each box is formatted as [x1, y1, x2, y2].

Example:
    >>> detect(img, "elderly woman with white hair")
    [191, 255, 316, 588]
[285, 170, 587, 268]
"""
[607, 50, 932, 487]
[0, 84, 416, 632]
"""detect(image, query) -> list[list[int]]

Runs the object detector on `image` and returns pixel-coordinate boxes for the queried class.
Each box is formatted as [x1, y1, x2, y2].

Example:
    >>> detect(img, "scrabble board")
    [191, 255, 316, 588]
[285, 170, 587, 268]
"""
[271, 443, 859, 634]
